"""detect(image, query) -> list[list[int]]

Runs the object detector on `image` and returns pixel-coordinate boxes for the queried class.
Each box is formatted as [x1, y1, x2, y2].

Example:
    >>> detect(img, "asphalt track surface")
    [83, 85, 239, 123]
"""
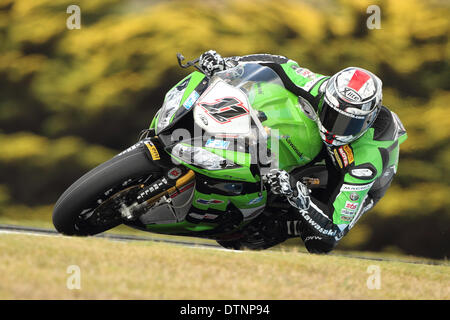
[0, 224, 447, 267]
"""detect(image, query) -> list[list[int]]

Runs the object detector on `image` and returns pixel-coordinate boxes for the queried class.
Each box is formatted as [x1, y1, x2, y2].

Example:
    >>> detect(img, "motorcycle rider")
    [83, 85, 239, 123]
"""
[198, 50, 407, 253]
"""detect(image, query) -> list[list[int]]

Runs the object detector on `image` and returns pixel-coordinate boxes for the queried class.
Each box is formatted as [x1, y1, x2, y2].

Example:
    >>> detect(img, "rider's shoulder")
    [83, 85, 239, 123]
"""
[370, 105, 407, 143]
[345, 107, 406, 181]
[281, 60, 329, 94]
[345, 135, 385, 181]
[329, 129, 388, 182]
[329, 141, 381, 181]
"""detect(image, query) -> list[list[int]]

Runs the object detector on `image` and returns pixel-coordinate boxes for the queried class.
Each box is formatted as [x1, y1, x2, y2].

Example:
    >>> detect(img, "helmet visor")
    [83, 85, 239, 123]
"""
[319, 101, 372, 136]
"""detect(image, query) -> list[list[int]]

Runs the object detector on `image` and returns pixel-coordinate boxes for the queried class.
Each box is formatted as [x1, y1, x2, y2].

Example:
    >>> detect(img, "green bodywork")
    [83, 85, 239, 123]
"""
[151, 71, 206, 132]
[146, 67, 322, 235]
[248, 82, 322, 171]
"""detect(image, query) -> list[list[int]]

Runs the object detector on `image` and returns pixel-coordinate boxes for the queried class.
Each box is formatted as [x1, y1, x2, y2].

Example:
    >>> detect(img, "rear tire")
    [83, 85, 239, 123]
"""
[52, 143, 162, 236]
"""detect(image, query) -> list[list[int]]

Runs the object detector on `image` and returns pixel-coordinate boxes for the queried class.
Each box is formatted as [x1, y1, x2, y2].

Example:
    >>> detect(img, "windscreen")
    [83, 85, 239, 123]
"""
[213, 63, 285, 99]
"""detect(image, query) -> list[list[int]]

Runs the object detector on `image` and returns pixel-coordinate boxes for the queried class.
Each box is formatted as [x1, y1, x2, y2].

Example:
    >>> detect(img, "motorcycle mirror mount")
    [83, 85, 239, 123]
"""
[176, 53, 204, 74]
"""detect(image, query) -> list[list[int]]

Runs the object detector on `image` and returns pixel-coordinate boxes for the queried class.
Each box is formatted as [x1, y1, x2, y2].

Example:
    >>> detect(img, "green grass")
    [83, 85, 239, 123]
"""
[0, 233, 448, 299]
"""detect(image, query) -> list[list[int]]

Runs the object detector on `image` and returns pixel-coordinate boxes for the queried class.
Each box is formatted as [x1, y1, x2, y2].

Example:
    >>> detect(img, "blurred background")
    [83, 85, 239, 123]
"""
[0, 0, 448, 259]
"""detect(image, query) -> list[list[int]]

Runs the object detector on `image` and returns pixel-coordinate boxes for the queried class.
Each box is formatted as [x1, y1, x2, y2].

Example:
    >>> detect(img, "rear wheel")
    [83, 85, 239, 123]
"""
[52, 143, 162, 236]
[216, 210, 291, 251]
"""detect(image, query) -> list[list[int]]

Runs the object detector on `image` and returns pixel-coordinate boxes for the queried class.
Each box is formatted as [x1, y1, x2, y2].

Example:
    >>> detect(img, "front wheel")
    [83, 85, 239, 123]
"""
[52, 142, 162, 236]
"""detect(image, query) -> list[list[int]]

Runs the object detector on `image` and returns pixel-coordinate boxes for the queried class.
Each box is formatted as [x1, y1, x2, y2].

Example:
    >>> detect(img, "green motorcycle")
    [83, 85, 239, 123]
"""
[52, 54, 327, 249]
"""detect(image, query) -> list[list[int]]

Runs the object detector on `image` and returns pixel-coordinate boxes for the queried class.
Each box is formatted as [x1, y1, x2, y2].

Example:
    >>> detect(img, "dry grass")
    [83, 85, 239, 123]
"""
[1, 208, 446, 265]
[0, 233, 448, 300]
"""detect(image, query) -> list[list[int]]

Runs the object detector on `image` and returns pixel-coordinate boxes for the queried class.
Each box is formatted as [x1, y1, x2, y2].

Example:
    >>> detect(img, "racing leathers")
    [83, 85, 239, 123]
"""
[200, 51, 408, 253]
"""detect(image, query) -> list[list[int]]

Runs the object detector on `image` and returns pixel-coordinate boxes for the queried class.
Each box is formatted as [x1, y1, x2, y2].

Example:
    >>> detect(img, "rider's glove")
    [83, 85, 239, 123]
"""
[289, 180, 311, 211]
[199, 50, 225, 77]
[265, 169, 311, 211]
[265, 169, 293, 196]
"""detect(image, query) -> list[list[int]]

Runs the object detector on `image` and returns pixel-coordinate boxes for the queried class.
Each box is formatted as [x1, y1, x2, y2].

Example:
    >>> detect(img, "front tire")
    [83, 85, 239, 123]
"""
[52, 143, 162, 236]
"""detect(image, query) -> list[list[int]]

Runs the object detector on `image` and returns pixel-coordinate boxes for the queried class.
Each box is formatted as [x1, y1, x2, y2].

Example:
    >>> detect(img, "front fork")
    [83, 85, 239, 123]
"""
[136, 169, 195, 206]
[120, 134, 197, 221]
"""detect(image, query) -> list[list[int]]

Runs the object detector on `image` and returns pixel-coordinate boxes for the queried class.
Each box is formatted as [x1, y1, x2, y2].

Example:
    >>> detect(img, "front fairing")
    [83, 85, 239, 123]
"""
[155, 63, 322, 175]
[154, 71, 207, 135]
[155, 63, 284, 139]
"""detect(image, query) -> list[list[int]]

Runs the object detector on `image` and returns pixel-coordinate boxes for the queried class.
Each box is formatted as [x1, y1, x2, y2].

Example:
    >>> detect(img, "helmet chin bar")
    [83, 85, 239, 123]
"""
[318, 125, 357, 147]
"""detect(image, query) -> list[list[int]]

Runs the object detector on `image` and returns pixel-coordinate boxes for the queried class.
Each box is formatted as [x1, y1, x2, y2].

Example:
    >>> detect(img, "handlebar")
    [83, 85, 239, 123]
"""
[176, 53, 203, 73]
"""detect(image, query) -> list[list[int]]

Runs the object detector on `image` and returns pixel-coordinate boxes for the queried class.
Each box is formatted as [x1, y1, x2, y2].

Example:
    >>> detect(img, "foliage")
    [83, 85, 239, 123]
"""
[0, 0, 448, 258]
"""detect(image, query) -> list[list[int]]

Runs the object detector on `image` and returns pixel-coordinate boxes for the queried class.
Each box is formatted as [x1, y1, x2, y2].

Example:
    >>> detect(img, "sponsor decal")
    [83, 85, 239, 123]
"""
[303, 76, 327, 91]
[248, 195, 264, 205]
[300, 211, 337, 237]
[196, 199, 224, 205]
[203, 213, 219, 220]
[117, 141, 144, 156]
[351, 168, 374, 177]
[215, 133, 239, 139]
[286, 137, 304, 159]
[145, 142, 160, 160]
[304, 236, 323, 242]
[300, 69, 313, 78]
[333, 149, 343, 168]
[341, 215, 353, 222]
[343, 145, 354, 164]
[294, 67, 315, 79]
[199, 97, 249, 124]
[341, 182, 374, 192]
[188, 212, 204, 220]
[205, 138, 230, 150]
[331, 145, 354, 169]
[342, 87, 362, 102]
[338, 147, 349, 167]
[183, 91, 200, 110]
[327, 103, 365, 119]
[188, 212, 219, 220]
[350, 192, 360, 201]
[290, 65, 326, 91]
[167, 167, 182, 180]
[349, 194, 369, 229]
[340, 208, 357, 221]
[345, 201, 359, 210]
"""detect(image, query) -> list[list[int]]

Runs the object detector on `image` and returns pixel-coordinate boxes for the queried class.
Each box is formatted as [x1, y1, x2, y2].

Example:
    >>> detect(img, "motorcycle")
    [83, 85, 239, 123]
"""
[52, 54, 328, 250]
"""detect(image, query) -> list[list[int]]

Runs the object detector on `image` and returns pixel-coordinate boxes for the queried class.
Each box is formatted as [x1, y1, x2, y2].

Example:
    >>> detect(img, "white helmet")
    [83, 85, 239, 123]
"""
[317, 67, 383, 146]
